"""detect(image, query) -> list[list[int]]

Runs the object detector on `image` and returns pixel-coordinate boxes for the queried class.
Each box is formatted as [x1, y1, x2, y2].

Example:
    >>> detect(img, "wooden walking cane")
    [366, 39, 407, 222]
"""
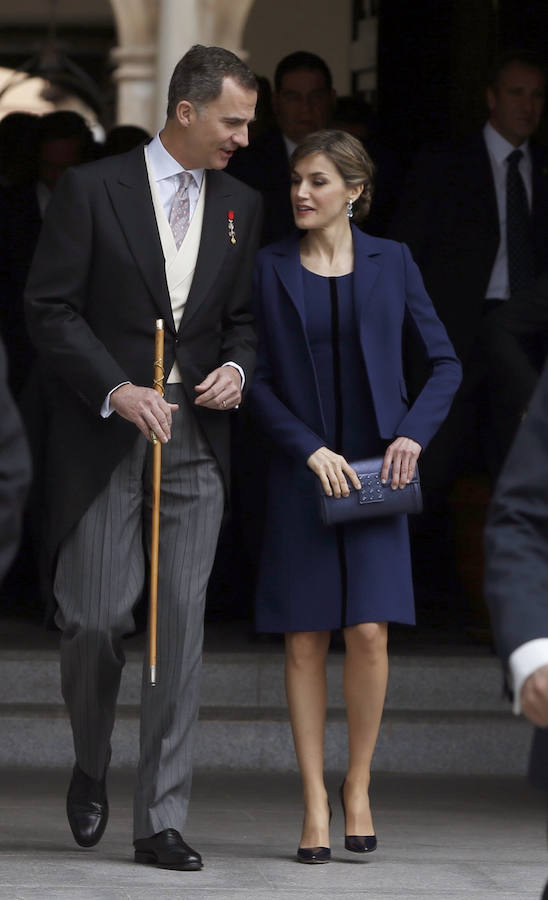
[149, 318, 165, 685]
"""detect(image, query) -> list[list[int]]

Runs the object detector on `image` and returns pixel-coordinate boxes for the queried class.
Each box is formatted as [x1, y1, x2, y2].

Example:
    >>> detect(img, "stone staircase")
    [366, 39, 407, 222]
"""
[0, 619, 533, 775]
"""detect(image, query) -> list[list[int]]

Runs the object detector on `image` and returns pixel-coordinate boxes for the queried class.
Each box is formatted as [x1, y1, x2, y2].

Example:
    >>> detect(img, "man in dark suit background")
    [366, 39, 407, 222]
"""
[391, 50, 548, 486]
[485, 362, 548, 900]
[228, 50, 335, 245]
[390, 51, 548, 607]
[25, 45, 261, 870]
[0, 111, 94, 396]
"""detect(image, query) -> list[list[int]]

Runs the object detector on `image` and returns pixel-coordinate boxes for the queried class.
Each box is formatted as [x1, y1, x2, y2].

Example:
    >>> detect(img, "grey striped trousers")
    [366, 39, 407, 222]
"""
[54, 385, 224, 839]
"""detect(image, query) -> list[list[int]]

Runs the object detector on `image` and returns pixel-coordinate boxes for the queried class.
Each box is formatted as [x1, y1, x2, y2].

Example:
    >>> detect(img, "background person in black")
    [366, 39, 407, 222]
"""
[228, 50, 335, 246]
[485, 360, 548, 900]
[389, 50, 548, 613]
[390, 50, 548, 485]
[485, 269, 548, 466]
[0, 111, 95, 397]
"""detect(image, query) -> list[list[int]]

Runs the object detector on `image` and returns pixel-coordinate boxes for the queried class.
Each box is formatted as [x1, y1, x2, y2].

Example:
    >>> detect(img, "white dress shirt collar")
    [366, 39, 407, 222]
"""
[483, 120, 530, 167]
[147, 131, 204, 190]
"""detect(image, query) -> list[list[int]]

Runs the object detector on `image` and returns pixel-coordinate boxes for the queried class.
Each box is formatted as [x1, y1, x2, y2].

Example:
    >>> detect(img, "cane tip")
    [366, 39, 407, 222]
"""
[150, 665, 157, 686]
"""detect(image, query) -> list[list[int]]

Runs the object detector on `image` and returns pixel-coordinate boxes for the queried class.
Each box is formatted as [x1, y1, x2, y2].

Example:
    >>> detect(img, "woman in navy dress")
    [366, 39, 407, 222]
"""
[248, 131, 461, 863]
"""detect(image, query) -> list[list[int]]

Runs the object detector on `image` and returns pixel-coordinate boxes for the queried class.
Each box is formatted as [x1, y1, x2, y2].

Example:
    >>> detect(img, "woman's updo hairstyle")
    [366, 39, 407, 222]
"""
[290, 129, 375, 222]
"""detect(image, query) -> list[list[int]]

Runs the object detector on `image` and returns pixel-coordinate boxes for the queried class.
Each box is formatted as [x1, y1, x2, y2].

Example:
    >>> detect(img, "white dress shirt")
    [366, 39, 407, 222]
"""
[483, 121, 533, 301]
[146, 130, 204, 221]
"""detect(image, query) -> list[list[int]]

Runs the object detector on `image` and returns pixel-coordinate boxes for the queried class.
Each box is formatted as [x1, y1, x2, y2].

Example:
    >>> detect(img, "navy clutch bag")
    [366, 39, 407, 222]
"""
[316, 456, 422, 526]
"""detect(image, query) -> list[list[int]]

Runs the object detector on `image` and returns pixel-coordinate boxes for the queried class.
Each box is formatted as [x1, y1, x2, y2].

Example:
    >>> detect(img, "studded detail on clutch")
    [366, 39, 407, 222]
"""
[358, 473, 384, 504]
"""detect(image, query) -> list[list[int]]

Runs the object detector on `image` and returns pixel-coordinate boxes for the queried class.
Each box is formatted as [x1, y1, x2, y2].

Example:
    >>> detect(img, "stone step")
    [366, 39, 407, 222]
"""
[0, 704, 532, 775]
[0, 647, 509, 712]
[0, 642, 532, 776]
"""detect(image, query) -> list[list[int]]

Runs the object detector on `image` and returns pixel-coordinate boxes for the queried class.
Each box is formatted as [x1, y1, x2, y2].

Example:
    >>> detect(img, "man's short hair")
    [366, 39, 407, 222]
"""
[487, 50, 546, 88]
[167, 45, 258, 118]
[274, 51, 332, 93]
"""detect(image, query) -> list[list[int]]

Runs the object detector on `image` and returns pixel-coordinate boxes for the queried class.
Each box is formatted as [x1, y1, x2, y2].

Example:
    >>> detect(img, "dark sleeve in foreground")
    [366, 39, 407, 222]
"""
[0, 339, 32, 583]
[485, 361, 548, 663]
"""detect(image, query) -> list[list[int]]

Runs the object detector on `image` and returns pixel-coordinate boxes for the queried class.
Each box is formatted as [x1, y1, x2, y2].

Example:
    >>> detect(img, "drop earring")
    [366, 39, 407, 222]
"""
[346, 199, 354, 218]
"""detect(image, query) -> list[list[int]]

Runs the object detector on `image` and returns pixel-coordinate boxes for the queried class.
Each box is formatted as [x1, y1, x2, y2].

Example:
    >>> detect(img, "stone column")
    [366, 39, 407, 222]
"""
[109, 0, 159, 132]
[110, 45, 157, 131]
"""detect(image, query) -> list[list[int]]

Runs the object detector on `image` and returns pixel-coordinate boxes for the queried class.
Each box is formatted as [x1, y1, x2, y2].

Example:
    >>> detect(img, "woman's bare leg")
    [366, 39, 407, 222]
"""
[342, 621, 388, 835]
[285, 629, 331, 847]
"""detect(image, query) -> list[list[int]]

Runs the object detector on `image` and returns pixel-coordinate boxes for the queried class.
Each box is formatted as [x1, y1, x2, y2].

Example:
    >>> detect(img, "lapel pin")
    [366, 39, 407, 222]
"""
[228, 210, 236, 244]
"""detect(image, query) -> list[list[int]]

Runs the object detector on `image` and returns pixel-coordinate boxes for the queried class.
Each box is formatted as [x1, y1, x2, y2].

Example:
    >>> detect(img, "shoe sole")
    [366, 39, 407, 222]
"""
[296, 857, 330, 864]
[134, 851, 202, 871]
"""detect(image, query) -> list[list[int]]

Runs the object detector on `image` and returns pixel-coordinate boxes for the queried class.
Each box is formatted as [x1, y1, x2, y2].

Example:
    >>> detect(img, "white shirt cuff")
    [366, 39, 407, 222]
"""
[509, 638, 548, 714]
[101, 382, 130, 418]
[222, 361, 245, 390]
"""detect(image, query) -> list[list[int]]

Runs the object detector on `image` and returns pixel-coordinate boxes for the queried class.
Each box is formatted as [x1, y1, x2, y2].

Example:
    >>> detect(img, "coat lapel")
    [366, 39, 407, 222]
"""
[271, 233, 327, 433]
[105, 146, 175, 331]
[352, 226, 383, 340]
[271, 233, 307, 329]
[179, 169, 230, 331]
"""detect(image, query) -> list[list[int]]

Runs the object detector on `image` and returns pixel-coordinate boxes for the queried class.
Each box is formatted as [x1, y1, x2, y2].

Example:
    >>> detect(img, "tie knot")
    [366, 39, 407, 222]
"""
[507, 148, 523, 168]
[177, 171, 192, 192]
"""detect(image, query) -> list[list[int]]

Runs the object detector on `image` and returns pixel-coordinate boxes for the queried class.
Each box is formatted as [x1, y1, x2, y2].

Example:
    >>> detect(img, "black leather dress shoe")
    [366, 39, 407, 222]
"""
[66, 763, 109, 848]
[134, 829, 203, 870]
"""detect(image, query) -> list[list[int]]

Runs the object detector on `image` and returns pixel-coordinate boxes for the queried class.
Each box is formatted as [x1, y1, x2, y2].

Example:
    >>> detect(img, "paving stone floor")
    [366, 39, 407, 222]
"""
[0, 768, 546, 899]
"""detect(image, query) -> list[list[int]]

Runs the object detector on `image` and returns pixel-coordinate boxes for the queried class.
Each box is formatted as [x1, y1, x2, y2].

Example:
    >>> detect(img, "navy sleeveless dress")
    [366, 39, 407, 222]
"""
[255, 267, 415, 632]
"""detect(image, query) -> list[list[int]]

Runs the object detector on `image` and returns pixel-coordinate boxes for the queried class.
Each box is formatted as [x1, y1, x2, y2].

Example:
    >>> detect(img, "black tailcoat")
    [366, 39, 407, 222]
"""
[25, 145, 261, 572]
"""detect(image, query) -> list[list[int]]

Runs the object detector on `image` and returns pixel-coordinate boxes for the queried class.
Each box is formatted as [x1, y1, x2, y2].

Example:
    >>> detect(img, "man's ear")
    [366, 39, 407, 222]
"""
[176, 100, 194, 128]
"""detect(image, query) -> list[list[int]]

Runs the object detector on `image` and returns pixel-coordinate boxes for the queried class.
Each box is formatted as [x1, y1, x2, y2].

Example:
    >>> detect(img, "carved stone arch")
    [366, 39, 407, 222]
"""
[199, 0, 256, 54]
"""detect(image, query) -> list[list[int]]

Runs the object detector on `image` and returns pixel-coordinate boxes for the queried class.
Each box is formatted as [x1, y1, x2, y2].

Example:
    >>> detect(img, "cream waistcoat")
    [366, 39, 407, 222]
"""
[144, 147, 206, 382]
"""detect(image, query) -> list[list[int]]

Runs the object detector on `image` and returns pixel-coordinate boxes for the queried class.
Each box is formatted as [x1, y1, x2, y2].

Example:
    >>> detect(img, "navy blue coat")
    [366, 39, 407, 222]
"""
[249, 227, 462, 632]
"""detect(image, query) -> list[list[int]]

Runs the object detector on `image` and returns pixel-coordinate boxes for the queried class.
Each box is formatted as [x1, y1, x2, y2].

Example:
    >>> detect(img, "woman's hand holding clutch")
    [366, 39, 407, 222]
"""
[381, 437, 422, 490]
[307, 447, 362, 497]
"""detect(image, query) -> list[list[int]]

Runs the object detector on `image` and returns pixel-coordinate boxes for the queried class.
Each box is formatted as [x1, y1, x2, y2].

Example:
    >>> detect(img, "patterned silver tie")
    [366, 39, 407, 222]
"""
[169, 171, 192, 250]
